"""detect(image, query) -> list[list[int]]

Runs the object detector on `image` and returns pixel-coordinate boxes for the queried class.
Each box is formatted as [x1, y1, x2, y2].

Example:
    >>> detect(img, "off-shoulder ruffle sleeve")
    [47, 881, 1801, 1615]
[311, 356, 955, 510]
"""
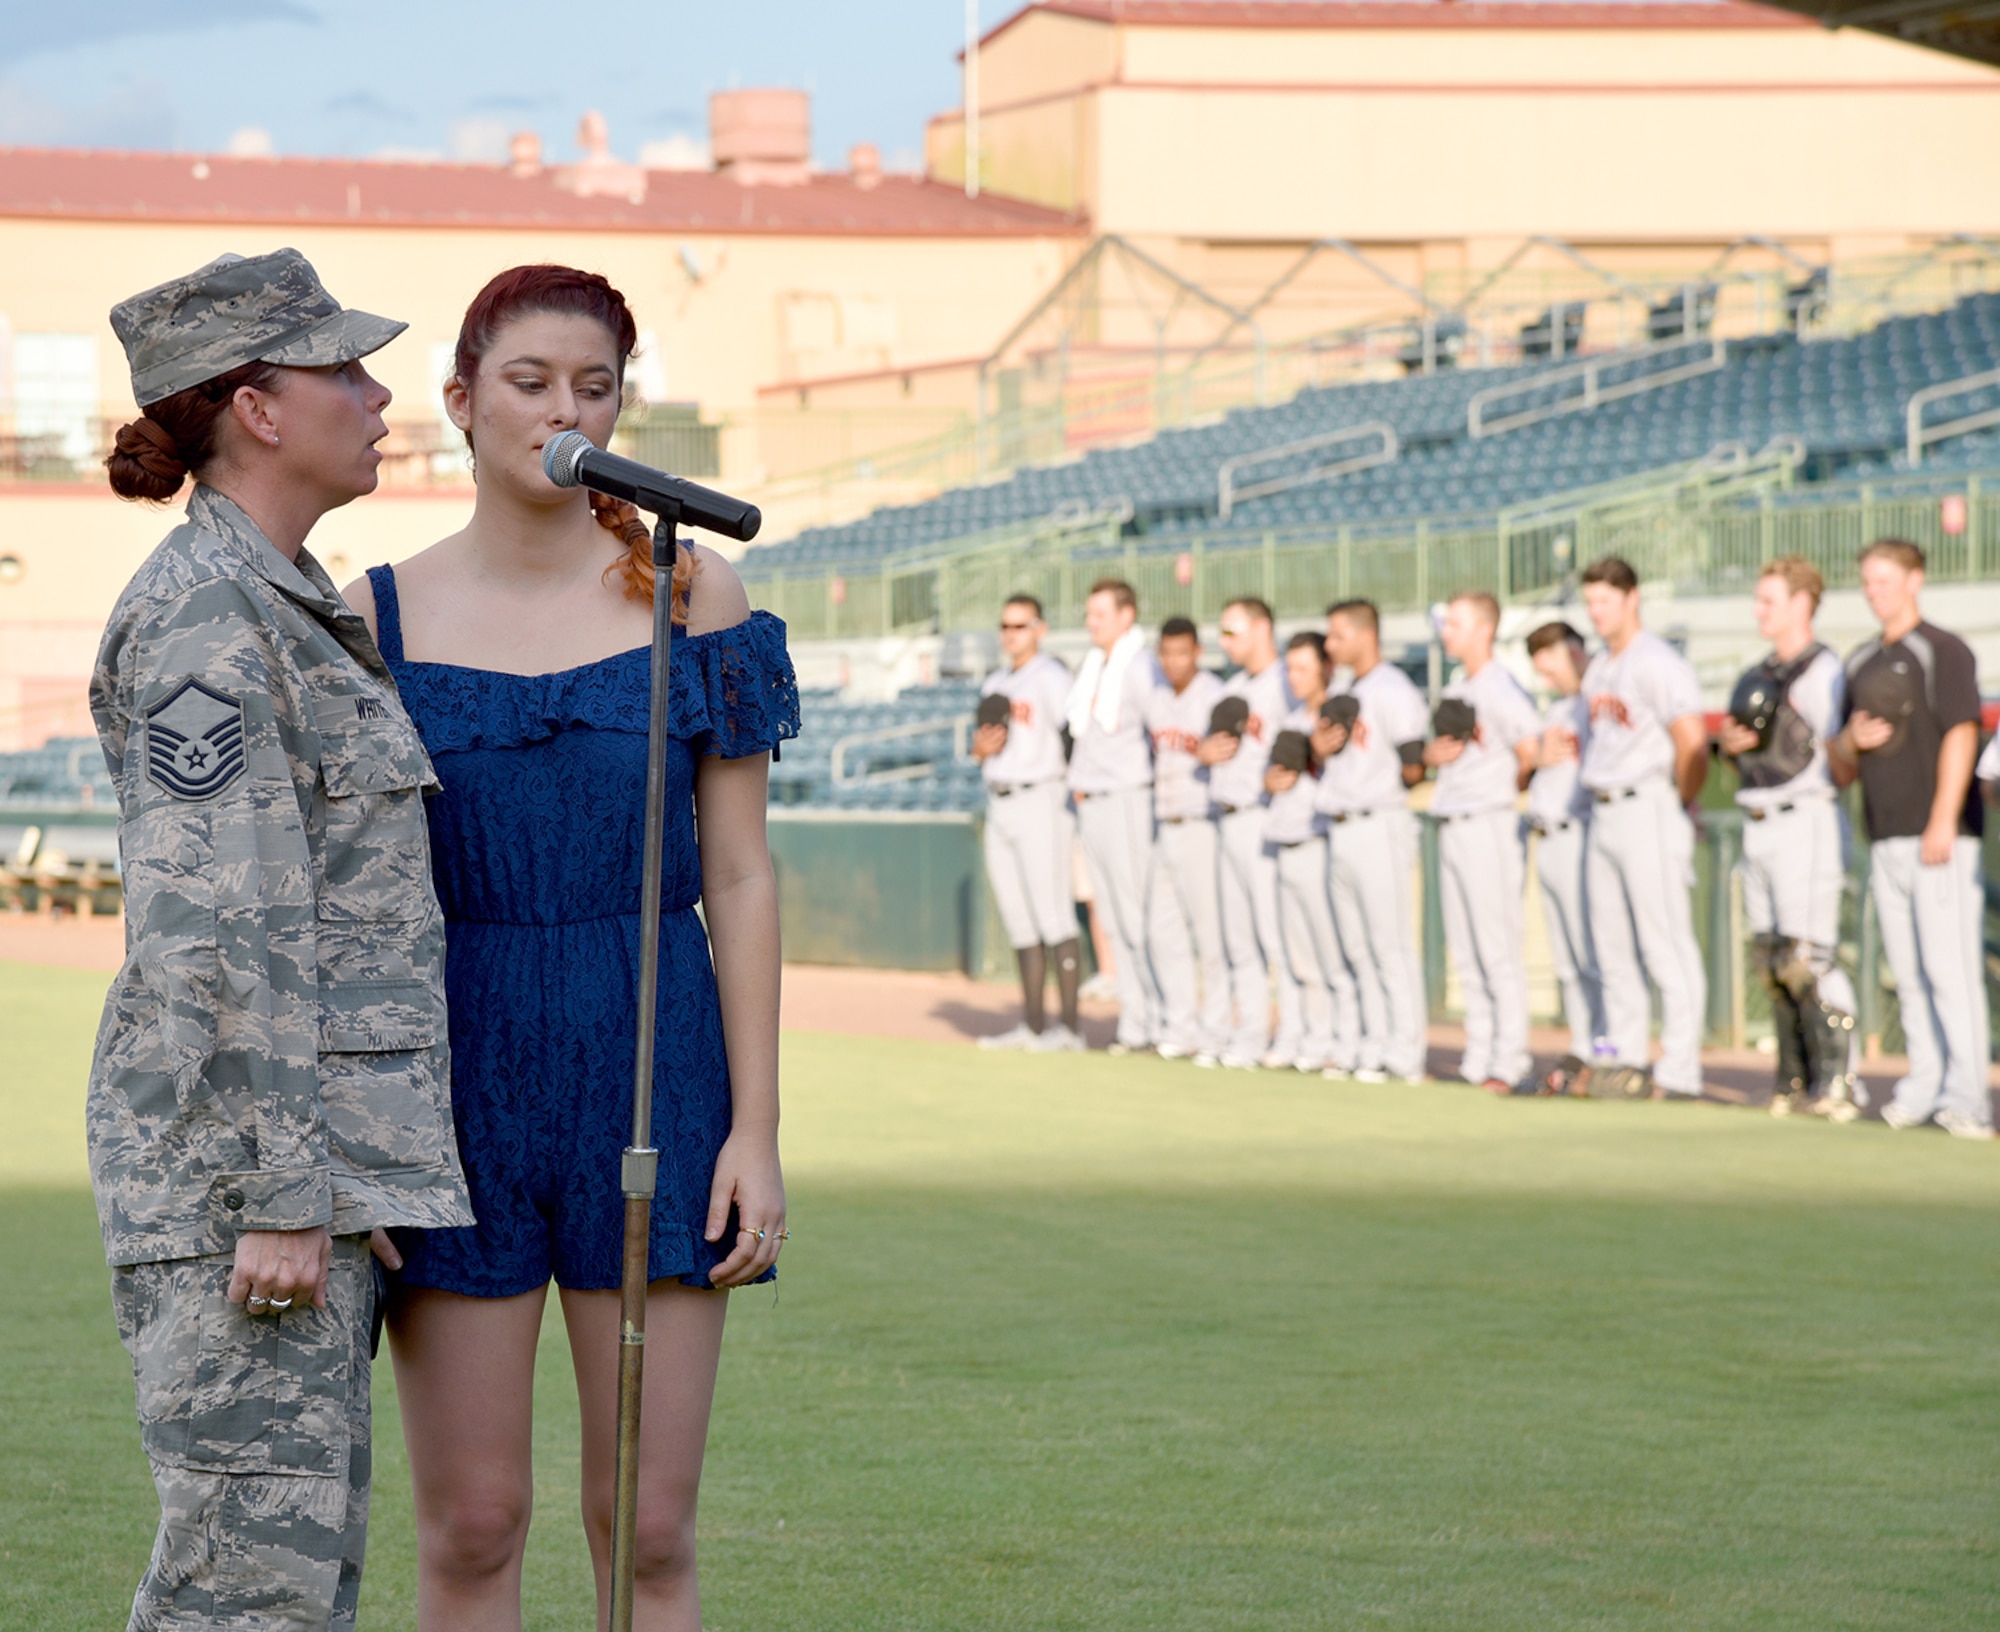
[676, 609, 800, 759]
[391, 609, 800, 757]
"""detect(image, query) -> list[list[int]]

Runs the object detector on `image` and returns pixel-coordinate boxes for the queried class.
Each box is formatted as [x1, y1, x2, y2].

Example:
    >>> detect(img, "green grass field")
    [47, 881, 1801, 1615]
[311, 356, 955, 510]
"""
[5, 960, 1998, 1630]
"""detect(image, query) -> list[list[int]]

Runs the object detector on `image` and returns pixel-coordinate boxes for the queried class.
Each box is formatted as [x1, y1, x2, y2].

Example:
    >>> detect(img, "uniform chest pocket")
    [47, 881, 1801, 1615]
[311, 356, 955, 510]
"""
[315, 720, 438, 923]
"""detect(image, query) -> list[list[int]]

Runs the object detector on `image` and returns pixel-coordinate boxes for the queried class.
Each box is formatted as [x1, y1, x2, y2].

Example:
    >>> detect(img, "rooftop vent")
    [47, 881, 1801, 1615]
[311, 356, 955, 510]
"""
[711, 89, 811, 188]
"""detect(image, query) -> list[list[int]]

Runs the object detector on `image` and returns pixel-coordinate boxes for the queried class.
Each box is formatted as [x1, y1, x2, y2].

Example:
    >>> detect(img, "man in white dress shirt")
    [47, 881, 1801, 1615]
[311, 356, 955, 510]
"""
[974, 594, 1085, 1051]
[1315, 600, 1431, 1084]
[1577, 556, 1710, 1099]
[1067, 579, 1166, 1053]
[1426, 592, 1542, 1092]
[1197, 598, 1305, 1069]
[1145, 618, 1232, 1062]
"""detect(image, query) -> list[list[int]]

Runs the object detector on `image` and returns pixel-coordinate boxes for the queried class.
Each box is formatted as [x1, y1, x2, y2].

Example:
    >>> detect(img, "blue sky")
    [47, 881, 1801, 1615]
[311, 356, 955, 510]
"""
[0, 1, 1027, 170]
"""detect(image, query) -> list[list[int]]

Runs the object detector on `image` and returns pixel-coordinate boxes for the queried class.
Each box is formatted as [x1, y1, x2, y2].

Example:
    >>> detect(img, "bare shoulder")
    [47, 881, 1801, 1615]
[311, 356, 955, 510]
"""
[684, 544, 753, 637]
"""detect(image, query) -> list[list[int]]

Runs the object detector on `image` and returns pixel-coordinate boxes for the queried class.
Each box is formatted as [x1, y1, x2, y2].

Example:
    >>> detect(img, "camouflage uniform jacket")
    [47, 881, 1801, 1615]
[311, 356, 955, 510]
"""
[89, 485, 472, 1266]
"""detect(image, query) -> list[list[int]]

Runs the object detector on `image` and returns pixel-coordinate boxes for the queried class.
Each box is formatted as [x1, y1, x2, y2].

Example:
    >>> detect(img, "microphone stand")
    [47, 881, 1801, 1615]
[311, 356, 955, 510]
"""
[610, 502, 681, 1632]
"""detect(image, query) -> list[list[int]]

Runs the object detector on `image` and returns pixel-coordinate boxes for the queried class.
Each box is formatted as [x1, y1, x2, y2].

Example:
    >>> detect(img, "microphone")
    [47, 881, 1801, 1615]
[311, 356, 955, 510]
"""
[541, 429, 761, 543]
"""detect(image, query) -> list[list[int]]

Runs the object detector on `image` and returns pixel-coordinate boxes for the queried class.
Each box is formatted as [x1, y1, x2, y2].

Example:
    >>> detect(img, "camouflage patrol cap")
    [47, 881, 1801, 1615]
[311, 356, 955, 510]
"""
[111, 248, 406, 407]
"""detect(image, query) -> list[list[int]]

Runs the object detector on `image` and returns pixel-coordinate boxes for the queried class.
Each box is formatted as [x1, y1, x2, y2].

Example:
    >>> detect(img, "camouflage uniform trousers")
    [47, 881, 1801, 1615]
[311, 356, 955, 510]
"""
[111, 1234, 377, 1632]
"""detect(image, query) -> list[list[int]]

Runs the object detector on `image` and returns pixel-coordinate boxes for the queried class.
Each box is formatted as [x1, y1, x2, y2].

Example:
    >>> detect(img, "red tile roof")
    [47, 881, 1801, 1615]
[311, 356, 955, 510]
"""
[0, 148, 1084, 237]
[999, 0, 1810, 37]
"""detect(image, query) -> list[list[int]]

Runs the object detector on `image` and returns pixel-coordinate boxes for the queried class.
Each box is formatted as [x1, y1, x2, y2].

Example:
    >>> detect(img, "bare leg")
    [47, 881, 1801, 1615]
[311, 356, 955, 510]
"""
[562, 1282, 729, 1632]
[388, 1285, 548, 1632]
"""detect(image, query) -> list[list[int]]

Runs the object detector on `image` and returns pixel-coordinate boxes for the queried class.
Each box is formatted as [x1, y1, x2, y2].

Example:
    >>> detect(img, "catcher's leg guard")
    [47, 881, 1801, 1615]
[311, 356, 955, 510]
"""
[1757, 936, 1810, 1113]
[1773, 938, 1862, 1122]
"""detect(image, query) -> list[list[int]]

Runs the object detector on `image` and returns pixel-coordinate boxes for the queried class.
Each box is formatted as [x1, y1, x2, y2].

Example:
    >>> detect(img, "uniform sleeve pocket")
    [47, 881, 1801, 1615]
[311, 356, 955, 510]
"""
[318, 979, 448, 1172]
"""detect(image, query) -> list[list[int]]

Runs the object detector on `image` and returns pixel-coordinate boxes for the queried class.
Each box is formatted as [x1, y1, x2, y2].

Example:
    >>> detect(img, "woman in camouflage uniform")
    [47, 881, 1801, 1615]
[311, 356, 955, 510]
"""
[92, 248, 472, 1632]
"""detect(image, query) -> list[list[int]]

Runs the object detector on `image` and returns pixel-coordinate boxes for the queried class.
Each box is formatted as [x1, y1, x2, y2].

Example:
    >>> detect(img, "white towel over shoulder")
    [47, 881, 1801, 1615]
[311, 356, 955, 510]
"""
[1068, 627, 1148, 739]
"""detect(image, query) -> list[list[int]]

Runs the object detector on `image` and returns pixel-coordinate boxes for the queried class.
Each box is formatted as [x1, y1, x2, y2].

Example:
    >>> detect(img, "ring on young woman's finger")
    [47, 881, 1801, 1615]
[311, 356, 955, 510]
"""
[774, 1229, 791, 1242]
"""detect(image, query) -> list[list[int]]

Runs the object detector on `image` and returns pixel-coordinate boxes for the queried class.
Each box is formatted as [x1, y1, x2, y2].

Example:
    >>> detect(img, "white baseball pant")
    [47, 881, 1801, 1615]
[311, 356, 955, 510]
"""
[1586, 782, 1707, 1095]
[1327, 807, 1428, 1079]
[1077, 788, 1164, 1049]
[1533, 819, 1604, 1061]
[1869, 835, 1992, 1128]
[1273, 834, 1359, 1071]
[1217, 806, 1304, 1061]
[1739, 798, 1858, 1018]
[983, 781, 1078, 949]
[1148, 817, 1233, 1057]
[1436, 808, 1531, 1087]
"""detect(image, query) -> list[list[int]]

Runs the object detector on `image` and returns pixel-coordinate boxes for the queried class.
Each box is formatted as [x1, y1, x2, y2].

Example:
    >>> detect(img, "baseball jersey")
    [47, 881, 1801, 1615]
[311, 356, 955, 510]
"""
[1146, 669, 1225, 821]
[1066, 644, 1163, 796]
[1526, 693, 1593, 827]
[1207, 658, 1296, 811]
[1263, 703, 1326, 845]
[1838, 621, 1983, 842]
[1579, 630, 1703, 793]
[1314, 660, 1429, 816]
[979, 652, 1073, 789]
[1428, 660, 1541, 817]
[1734, 646, 1845, 812]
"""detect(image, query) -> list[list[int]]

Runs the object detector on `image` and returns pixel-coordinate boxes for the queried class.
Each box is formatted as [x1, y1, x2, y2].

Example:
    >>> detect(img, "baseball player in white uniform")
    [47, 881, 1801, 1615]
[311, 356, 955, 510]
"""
[1145, 617, 1232, 1062]
[1427, 592, 1542, 1092]
[1524, 621, 1604, 1093]
[1828, 539, 1992, 1138]
[1715, 557, 1862, 1119]
[974, 594, 1084, 1051]
[1067, 578, 1166, 1053]
[1198, 598, 1305, 1069]
[1577, 557, 1709, 1099]
[1261, 632, 1361, 1075]
[1316, 599, 1431, 1083]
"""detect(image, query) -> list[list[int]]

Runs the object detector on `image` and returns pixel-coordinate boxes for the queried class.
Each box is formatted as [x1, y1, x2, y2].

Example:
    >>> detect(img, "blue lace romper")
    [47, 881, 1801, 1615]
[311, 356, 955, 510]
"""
[367, 565, 799, 1294]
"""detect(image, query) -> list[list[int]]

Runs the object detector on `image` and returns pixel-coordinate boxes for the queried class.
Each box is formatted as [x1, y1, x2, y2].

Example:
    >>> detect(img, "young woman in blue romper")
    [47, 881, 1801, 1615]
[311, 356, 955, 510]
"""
[345, 266, 797, 1632]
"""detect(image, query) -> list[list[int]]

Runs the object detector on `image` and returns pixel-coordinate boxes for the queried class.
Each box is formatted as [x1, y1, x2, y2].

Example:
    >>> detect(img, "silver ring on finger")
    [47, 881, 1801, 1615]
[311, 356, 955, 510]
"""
[246, 1295, 270, 1309]
[266, 1296, 294, 1311]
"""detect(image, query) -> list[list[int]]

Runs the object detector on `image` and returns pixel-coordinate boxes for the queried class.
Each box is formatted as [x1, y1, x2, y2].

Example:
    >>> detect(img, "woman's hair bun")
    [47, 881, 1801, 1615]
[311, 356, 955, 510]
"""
[106, 415, 190, 502]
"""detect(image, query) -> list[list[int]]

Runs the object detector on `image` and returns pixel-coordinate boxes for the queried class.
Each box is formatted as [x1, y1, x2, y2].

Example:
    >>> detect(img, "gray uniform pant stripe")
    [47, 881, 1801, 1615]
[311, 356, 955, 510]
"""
[983, 781, 1077, 950]
[1586, 783, 1707, 1093]
[1438, 808, 1531, 1086]
[1216, 806, 1303, 1060]
[1078, 787, 1163, 1048]
[1147, 818, 1233, 1055]
[1870, 835, 1992, 1126]
[1327, 807, 1428, 1078]
[1533, 822, 1605, 1061]
[1274, 834, 1359, 1069]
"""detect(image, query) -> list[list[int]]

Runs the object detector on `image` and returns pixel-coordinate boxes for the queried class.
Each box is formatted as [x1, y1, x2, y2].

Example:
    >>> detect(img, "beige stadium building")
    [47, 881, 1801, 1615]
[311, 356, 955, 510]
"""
[1, 0, 1997, 747]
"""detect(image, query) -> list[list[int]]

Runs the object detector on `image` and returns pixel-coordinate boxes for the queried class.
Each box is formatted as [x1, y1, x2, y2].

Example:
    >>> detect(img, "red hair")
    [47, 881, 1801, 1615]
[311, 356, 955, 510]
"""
[453, 264, 695, 619]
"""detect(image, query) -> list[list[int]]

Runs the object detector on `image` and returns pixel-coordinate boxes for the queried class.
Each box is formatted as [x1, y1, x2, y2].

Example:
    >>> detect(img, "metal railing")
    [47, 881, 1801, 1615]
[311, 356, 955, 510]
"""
[829, 715, 975, 787]
[1217, 422, 1398, 521]
[1906, 368, 2000, 466]
[743, 462, 2000, 640]
[1467, 336, 1729, 439]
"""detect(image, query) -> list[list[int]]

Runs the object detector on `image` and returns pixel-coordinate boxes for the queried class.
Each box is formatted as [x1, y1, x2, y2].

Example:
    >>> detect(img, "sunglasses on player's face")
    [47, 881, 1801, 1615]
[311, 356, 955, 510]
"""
[999, 620, 1034, 632]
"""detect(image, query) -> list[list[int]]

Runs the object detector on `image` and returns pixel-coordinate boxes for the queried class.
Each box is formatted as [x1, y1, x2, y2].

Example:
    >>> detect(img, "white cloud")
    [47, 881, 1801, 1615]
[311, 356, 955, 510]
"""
[225, 125, 274, 158]
[639, 133, 710, 172]
[449, 117, 510, 164]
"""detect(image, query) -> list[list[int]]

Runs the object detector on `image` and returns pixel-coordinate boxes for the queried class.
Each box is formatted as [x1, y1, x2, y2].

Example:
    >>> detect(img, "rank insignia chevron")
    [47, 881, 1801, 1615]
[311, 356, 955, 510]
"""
[145, 678, 247, 800]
